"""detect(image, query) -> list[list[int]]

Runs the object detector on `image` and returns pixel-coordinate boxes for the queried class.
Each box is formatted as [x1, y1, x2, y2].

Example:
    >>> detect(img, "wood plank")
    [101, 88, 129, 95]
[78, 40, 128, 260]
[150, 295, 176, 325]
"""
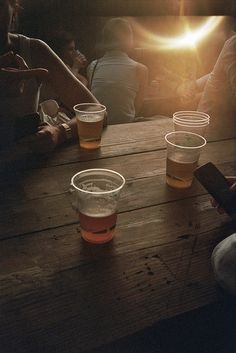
[0, 116, 235, 353]
[38, 117, 236, 167]
[1, 225, 235, 353]
[0, 140, 235, 238]
[1, 193, 235, 289]
[1, 117, 235, 170]
[6, 139, 236, 200]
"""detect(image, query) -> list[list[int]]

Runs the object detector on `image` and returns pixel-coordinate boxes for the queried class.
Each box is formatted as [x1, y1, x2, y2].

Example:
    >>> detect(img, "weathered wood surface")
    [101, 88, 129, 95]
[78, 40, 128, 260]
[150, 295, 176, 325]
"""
[0, 139, 235, 239]
[36, 116, 236, 167]
[0, 119, 236, 353]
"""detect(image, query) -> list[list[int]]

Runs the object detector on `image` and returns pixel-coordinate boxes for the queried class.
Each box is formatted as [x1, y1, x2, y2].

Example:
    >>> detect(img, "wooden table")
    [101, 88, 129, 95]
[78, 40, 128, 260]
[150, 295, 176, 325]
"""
[1, 116, 236, 353]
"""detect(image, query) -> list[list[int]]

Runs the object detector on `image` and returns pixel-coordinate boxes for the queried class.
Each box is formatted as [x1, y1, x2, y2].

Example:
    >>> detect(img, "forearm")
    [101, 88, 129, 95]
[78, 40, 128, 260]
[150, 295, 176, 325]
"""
[31, 39, 98, 111]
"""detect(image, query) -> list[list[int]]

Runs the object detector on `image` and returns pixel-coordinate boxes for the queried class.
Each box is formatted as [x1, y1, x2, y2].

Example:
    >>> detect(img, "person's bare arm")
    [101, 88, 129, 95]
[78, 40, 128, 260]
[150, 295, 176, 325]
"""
[30, 38, 98, 112]
[0, 51, 48, 97]
[134, 63, 148, 115]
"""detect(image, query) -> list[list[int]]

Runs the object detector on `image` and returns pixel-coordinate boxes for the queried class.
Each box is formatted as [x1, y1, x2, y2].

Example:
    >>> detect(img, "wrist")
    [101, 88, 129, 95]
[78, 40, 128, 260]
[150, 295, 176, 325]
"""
[58, 123, 72, 145]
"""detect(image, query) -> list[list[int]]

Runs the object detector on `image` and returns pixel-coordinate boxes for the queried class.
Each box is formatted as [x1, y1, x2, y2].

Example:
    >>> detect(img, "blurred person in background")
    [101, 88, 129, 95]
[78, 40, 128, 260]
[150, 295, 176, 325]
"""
[198, 15, 236, 118]
[45, 30, 88, 86]
[87, 17, 148, 124]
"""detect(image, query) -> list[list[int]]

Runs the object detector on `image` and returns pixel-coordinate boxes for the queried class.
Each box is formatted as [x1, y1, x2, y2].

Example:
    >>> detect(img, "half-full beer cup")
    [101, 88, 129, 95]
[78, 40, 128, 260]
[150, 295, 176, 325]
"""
[70, 168, 125, 244]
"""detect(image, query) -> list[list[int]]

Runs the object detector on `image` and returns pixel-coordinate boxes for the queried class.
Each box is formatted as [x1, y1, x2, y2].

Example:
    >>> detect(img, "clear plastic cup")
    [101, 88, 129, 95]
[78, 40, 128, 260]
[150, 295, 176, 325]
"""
[173, 119, 209, 136]
[173, 111, 210, 123]
[173, 111, 210, 136]
[74, 103, 106, 149]
[70, 168, 125, 244]
[165, 131, 207, 189]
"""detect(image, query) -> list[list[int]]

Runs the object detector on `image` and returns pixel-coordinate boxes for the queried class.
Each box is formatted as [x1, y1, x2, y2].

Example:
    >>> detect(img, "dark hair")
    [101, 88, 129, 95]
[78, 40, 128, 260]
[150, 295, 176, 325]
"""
[102, 18, 133, 51]
[46, 30, 75, 56]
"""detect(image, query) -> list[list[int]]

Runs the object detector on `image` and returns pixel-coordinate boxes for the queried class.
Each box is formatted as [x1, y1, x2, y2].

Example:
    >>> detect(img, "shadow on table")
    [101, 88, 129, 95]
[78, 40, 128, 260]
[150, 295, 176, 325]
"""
[89, 293, 236, 353]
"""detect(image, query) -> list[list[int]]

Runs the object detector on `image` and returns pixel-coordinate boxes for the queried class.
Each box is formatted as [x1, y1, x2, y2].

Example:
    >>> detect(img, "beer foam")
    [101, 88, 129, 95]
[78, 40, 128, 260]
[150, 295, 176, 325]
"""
[80, 199, 117, 217]
[79, 114, 103, 123]
[81, 207, 115, 218]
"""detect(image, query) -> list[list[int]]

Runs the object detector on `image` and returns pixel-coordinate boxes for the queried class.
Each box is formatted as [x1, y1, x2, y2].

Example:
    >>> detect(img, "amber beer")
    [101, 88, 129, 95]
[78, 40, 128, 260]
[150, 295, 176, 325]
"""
[70, 168, 125, 244]
[79, 211, 117, 244]
[166, 157, 198, 189]
[165, 131, 206, 189]
[77, 114, 104, 149]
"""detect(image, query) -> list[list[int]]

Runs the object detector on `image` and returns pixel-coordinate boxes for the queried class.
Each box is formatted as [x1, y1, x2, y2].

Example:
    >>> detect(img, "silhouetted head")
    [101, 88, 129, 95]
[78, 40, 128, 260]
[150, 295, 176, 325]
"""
[46, 31, 77, 66]
[102, 18, 134, 53]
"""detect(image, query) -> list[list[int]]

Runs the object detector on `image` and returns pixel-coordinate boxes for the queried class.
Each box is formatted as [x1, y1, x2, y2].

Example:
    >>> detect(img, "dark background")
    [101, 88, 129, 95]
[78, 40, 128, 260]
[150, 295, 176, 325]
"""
[18, 1, 235, 79]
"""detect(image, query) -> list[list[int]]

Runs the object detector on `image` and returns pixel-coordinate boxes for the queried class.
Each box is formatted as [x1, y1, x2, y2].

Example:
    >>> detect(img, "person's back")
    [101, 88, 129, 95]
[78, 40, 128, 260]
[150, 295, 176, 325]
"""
[89, 51, 140, 124]
[198, 33, 236, 119]
[87, 18, 148, 125]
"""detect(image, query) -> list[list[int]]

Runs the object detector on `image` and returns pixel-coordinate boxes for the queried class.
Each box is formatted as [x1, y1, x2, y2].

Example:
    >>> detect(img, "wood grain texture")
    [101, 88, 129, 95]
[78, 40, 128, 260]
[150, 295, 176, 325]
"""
[0, 119, 235, 353]
[0, 140, 235, 239]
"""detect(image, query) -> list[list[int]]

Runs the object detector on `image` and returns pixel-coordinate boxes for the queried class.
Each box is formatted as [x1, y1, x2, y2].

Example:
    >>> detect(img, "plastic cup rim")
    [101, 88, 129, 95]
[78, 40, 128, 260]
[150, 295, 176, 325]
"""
[165, 131, 207, 149]
[173, 120, 209, 127]
[71, 168, 126, 195]
[173, 110, 210, 119]
[73, 103, 106, 114]
[173, 117, 209, 123]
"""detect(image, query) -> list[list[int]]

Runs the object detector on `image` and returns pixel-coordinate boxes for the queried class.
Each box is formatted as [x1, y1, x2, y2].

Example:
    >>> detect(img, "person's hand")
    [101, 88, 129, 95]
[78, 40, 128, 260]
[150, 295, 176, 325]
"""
[211, 176, 236, 214]
[20, 124, 65, 154]
[0, 52, 48, 97]
[72, 50, 88, 71]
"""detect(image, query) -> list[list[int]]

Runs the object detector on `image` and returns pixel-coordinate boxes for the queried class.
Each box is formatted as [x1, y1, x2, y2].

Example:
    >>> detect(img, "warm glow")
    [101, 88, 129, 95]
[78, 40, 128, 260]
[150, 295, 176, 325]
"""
[131, 16, 225, 51]
[153, 17, 224, 49]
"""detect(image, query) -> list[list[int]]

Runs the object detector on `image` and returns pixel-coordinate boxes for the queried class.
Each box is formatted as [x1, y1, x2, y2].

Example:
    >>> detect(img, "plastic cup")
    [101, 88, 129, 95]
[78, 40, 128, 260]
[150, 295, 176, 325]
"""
[165, 131, 206, 189]
[173, 111, 210, 136]
[173, 119, 209, 136]
[70, 168, 125, 244]
[173, 111, 210, 122]
[73, 103, 106, 149]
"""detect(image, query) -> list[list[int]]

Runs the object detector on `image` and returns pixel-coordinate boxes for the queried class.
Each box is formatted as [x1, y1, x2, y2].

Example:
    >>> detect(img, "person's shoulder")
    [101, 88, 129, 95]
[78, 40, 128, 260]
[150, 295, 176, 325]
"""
[87, 59, 98, 73]
[136, 62, 148, 74]
[136, 62, 148, 70]
[29, 37, 50, 49]
[88, 59, 98, 68]
[29, 38, 56, 58]
[223, 33, 236, 50]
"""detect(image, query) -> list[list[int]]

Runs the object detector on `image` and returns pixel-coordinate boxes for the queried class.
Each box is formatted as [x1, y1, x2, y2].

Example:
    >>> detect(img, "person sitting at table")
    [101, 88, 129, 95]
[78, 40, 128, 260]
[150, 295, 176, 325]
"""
[87, 17, 148, 125]
[211, 176, 236, 295]
[47, 30, 88, 85]
[198, 17, 236, 119]
[0, 0, 98, 153]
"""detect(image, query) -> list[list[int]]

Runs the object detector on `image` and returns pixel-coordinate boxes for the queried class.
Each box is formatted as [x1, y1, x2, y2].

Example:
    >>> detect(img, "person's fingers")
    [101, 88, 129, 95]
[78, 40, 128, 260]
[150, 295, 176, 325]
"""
[217, 207, 225, 214]
[230, 182, 236, 191]
[225, 176, 236, 188]
[0, 67, 48, 81]
[14, 54, 29, 70]
[211, 197, 225, 214]
[211, 197, 218, 208]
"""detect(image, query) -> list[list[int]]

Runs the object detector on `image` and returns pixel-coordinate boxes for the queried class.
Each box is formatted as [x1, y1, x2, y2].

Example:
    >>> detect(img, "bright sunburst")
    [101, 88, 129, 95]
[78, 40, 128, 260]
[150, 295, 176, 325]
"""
[131, 17, 224, 50]
[154, 17, 224, 49]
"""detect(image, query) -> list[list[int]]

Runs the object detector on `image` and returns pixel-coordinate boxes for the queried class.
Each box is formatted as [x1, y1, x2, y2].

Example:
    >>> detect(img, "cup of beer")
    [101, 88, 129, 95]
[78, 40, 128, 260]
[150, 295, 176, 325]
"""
[173, 111, 210, 137]
[165, 131, 206, 189]
[70, 168, 125, 244]
[73, 103, 106, 149]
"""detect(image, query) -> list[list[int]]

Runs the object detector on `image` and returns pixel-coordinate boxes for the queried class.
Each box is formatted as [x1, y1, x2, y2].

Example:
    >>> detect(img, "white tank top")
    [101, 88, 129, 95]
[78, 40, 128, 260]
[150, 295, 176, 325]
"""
[88, 51, 139, 124]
